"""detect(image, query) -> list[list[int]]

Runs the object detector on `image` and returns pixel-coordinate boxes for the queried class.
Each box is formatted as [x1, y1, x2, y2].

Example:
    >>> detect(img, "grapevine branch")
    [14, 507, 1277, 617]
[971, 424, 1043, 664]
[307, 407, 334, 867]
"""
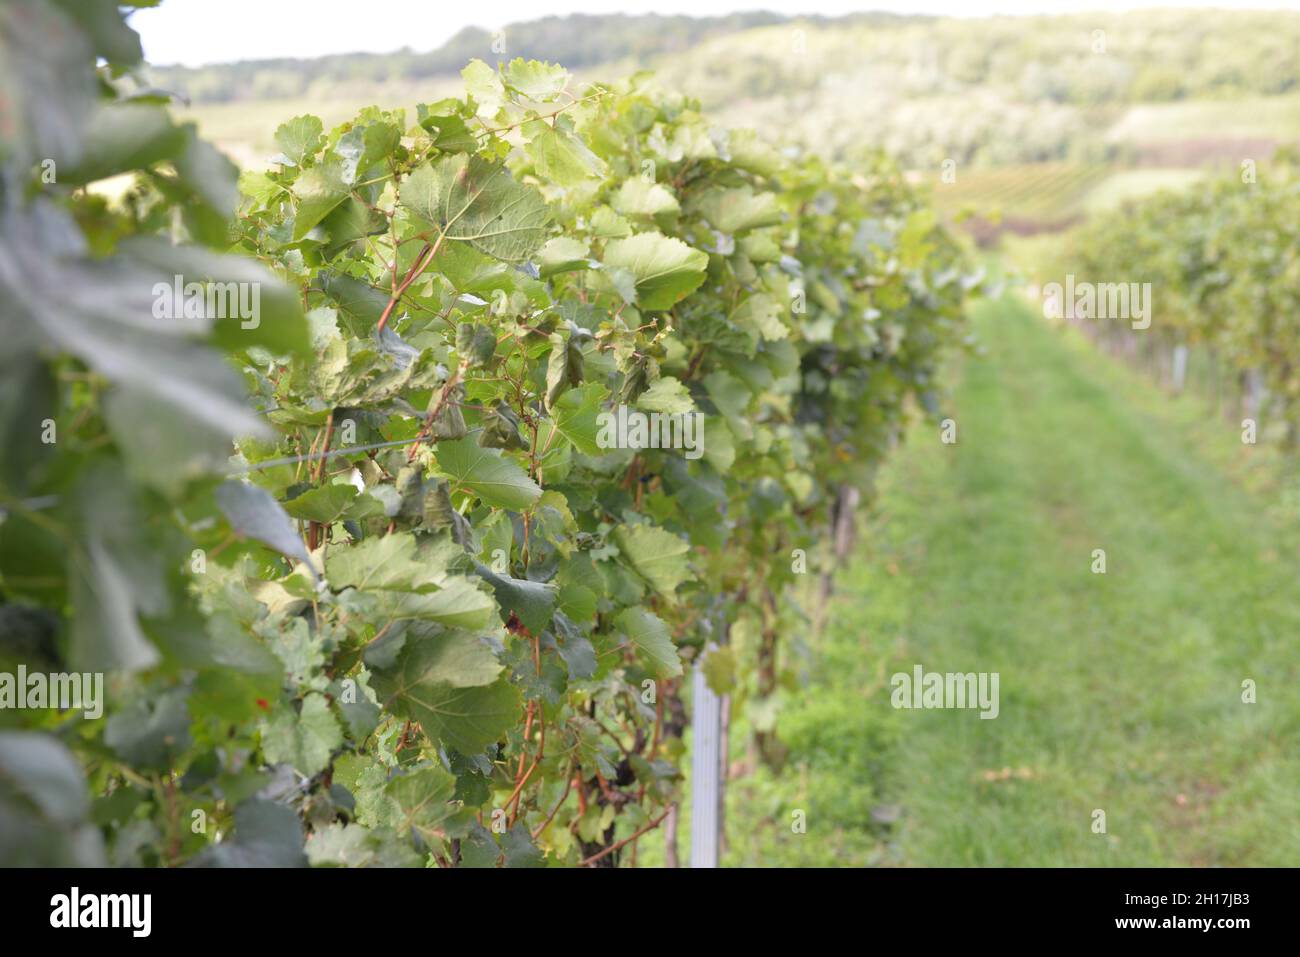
[579, 808, 672, 867]
[376, 233, 444, 334]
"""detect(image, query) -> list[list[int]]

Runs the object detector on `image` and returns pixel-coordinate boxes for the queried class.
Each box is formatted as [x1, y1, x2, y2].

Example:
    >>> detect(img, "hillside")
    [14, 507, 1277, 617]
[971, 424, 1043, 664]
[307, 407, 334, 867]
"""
[147, 11, 907, 103]
[171, 8, 1300, 239]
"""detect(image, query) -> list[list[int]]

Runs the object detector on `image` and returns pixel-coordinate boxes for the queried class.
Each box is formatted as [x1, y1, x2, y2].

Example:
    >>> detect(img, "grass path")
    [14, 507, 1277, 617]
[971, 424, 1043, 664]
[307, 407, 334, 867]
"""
[734, 293, 1299, 866]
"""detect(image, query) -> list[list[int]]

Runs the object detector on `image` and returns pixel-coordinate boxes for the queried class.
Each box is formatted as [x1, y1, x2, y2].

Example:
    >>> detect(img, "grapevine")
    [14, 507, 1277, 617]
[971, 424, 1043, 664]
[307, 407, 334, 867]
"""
[0, 1, 975, 867]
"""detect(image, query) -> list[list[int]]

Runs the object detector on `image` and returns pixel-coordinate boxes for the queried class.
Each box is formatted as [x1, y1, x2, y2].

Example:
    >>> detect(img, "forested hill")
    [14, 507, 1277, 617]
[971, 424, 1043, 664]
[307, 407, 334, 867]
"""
[167, 8, 1300, 174]
[150, 8, 1300, 110]
[147, 11, 915, 103]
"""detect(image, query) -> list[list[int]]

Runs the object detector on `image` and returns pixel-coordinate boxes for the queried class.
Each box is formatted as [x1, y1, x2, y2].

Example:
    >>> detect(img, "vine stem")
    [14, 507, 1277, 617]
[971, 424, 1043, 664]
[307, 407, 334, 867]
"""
[307, 410, 336, 550]
[531, 761, 577, 839]
[474, 89, 607, 141]
[507, 634, 546, 825]
[404, 360, 466, 463]
[504, 716, 544, 824]
[579, 808, 671, 867]
[375, 232, 445, 334]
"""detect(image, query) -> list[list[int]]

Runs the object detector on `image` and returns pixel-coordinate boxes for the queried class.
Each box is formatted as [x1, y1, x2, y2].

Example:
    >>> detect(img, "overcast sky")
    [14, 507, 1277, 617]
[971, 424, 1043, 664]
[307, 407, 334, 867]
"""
[130, 0, 1300, 67]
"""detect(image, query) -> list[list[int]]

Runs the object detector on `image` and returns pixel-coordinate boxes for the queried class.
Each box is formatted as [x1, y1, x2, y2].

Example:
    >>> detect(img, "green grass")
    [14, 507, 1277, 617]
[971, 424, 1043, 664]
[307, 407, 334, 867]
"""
[709, 293, 1300, 866]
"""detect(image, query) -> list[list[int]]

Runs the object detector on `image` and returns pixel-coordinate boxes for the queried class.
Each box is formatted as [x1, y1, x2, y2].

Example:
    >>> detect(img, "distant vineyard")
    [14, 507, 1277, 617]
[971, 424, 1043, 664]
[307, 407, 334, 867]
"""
[933, 164, 1112, 227]
[1069, 154, 1300, 439]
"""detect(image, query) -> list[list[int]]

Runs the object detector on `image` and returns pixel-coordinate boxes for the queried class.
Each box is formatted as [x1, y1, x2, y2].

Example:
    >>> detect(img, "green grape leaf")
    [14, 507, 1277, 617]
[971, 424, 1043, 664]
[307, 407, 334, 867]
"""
[370, 626, 503, 693]
[603, 232, 708, 310]
[455, 322, 497, 367]
[591, 205, 632, 238]
[551, 382, 609, 456]
[537, 236, 590, 278]
[615, 607, 683, 679]
[306, 822, 422, 868]
[433, 438, 542, 510]
[502, 59, 571, 100]
[216, 481, 317, 574]
[103, 688, 191, 771]
[611, 177, 680, 217]
[612, 523, 694, 599]
[417, 109, 477, 153]
[326, 531, 470, 592]
[461, 59, 505, 116]
[552, 611, 597, 680]
[636, 376, 695, 414]
[260, 693, 343, 777]
[400, 154, 550, 262]
[474, 563, 557, 635]
[544, 330, 584, 409]
[384, 678, 520, 754]
[369, 583, 497, 631]
[386, 766, 457, 843]
[274, 114, 324, 166]
[0, 732, 104, 866]
[194, 799, 306, 868]
[524, 118, 607, 186]
[691, 186, 783, 234]
[283, 484, 360, 524]
[292, 159, 350, 241]
[60, 102, 184, 185]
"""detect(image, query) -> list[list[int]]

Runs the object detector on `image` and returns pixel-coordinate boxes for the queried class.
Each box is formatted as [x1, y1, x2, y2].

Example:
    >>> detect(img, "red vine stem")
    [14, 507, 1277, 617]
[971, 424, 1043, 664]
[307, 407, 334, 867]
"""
[375, 232, 444, 334]
[579, 808, 671, 867]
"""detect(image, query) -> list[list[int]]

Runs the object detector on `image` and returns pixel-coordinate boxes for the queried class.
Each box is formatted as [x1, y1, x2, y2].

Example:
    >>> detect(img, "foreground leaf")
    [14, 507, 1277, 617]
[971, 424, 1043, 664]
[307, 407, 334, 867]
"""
[611, 523, 694, 599]
[434, 438, 542, 510]
[615, 608, 683, 679]
[400, 154, 550, 262]
[602, 232, 708, 310]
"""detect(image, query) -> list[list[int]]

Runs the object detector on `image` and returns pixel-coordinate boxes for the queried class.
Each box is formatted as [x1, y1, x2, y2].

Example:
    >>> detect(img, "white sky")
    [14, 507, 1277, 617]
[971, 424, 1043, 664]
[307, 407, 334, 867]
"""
[131, 0, 1300, 67]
